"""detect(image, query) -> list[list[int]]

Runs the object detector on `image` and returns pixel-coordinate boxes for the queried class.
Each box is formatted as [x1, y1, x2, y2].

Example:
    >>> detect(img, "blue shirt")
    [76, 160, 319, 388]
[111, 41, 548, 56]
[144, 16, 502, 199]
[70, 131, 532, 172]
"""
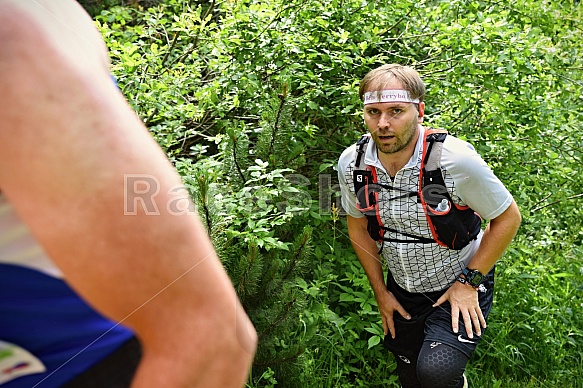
[0, 195, 134, 387]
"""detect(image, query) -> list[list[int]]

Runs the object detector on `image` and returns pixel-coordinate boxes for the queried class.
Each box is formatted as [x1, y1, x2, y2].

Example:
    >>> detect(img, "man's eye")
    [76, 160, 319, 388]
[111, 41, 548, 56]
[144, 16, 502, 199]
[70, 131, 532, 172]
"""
[368, 109, 379, 115]
[392, 109, 403, 115]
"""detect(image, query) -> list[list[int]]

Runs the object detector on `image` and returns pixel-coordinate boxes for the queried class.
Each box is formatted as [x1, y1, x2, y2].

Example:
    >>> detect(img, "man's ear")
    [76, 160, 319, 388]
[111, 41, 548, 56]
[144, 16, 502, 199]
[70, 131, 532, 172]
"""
[417, 102, 425, 122]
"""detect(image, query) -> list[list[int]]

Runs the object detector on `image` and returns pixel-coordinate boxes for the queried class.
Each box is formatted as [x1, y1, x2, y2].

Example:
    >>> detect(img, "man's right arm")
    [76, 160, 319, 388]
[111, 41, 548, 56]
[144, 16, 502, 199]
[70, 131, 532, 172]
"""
[346, 215, 411, 338]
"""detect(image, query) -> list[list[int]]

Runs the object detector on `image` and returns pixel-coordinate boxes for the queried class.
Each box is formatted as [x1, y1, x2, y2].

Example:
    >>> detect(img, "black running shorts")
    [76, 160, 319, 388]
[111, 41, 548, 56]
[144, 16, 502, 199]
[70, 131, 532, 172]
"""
[383, 268, 495, 359]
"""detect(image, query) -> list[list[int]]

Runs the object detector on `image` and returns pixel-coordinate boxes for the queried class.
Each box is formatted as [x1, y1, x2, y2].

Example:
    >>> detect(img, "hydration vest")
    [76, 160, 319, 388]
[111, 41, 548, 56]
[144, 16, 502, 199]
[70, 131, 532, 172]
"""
[352, 129, 482, 250]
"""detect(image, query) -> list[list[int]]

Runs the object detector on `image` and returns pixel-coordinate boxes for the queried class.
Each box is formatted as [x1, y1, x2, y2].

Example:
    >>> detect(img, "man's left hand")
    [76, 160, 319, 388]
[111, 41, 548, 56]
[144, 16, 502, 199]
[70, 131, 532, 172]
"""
[433, 281, 487, 338]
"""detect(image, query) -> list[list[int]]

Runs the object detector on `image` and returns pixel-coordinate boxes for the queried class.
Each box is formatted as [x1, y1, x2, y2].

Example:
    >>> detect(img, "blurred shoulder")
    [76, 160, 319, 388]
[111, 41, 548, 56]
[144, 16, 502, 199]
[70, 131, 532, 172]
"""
[0, 0, 109, 73]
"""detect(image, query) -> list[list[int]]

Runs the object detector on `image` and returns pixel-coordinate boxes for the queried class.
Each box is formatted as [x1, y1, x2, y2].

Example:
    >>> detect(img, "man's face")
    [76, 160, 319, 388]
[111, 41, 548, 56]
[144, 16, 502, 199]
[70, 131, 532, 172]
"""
[363, 82, 424, 156]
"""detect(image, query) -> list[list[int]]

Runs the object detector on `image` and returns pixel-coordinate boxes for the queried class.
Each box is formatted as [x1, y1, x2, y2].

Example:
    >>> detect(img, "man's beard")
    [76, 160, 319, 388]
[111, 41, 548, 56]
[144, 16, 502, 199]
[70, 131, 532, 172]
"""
[371, 118, 418, 155]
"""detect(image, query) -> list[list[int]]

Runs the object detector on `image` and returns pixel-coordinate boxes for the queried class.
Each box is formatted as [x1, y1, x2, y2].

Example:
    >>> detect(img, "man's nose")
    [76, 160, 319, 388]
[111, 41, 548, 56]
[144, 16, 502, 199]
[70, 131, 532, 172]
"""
[377, 112, 392, 129]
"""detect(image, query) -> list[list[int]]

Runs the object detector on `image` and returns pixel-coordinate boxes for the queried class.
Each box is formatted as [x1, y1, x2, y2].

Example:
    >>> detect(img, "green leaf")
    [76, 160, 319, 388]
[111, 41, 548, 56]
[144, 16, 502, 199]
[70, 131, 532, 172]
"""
[367, 335, 381, 349]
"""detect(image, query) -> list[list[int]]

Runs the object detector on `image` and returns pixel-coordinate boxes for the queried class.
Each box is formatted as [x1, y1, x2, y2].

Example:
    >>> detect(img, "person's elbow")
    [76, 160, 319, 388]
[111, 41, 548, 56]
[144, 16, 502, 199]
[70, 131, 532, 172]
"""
[185, 299, 258, 386]
[130, 293, 257, 387]
[493, 199, 521, 237]
[203, 302, 258, 385]
[508, 199, 522, 230]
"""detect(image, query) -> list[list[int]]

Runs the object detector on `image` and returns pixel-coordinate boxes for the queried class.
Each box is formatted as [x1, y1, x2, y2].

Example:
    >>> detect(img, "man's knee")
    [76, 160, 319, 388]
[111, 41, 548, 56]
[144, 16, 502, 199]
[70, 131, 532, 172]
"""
[417, 343, 468, 388]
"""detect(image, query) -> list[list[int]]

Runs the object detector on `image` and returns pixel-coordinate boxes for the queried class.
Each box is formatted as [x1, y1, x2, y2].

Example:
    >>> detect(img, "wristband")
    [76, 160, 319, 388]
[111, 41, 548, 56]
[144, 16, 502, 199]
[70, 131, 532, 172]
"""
[456, 276, 479, 290]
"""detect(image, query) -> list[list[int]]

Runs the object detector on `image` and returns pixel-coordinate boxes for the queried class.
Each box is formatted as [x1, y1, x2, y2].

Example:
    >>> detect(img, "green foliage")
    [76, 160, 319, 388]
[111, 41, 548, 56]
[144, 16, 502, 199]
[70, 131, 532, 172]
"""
[91, 0, 583, 386]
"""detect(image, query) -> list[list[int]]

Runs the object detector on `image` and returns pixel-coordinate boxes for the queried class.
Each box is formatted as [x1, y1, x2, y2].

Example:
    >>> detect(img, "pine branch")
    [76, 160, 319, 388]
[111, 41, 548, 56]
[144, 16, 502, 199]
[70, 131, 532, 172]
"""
[229, 131, 246, 182]
[275, 228, 310, 293]
[253, 347, 305, 367]
[237, 244, 258, 298]
[269, 93, 286, 157]
[202, 202, 212, 236]
[195, 174, 214, 234]
[258, 299, 295, 342]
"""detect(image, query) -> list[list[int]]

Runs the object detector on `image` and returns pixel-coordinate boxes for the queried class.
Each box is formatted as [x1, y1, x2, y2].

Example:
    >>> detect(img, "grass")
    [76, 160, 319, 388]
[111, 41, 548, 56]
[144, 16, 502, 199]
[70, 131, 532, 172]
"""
[299, 232, 582, 387]
[465, 239, 583, 388]
[247, 212, 583, 388]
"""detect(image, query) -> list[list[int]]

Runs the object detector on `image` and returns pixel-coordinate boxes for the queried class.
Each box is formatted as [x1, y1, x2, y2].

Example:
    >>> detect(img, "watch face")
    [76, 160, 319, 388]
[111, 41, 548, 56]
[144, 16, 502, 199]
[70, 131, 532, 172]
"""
[467, 270, 484, 286]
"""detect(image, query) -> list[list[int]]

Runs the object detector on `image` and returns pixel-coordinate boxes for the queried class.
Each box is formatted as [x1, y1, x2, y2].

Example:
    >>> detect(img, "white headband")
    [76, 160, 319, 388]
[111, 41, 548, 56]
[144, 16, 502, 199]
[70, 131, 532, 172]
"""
[363, 89, 420, 105]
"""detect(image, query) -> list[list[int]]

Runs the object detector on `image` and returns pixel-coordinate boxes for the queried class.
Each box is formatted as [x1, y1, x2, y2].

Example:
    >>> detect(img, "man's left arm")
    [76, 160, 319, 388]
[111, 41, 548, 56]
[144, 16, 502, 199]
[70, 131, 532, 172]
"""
[434, 199, 521, 337]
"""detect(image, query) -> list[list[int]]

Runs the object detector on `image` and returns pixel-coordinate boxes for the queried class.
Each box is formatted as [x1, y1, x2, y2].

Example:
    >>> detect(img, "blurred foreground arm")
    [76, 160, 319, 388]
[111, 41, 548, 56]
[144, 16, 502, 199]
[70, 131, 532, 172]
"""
[0, 1, 256, 386]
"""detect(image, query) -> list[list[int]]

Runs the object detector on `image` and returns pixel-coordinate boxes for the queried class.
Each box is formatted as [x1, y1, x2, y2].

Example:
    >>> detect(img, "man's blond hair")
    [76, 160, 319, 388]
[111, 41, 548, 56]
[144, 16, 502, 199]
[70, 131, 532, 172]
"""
[359, 64, 425, 103]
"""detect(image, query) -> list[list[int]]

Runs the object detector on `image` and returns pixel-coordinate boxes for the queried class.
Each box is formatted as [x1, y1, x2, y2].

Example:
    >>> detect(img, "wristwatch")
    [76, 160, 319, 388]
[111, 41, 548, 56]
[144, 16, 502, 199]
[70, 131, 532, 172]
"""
[457, 268, 485, 288]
